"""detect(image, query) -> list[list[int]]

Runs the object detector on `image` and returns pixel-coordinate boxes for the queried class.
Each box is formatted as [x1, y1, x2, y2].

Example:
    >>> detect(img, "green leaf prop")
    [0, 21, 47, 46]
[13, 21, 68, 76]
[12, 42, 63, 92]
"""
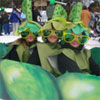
[69, 2, 82, 22]
[22, 0, 32, 21]
[53, 4, 67, 19]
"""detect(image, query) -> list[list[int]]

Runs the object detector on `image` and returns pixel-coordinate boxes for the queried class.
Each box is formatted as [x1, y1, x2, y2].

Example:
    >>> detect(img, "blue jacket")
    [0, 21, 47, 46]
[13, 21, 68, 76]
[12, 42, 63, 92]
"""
[10, 10, 20, 22]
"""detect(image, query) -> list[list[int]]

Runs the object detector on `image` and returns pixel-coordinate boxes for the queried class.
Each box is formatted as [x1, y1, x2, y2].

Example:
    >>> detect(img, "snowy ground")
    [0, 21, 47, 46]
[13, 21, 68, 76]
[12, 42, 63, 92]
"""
[85, 37, 100, 49]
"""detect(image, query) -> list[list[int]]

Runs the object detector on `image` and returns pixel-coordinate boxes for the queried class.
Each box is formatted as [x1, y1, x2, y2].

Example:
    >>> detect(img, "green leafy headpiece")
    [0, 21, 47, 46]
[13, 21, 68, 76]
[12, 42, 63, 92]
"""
[67, 2, 90, 35]
[22, 0, 32, 21]
[14, 21, 41, 36]
[41, 4, 67, 30]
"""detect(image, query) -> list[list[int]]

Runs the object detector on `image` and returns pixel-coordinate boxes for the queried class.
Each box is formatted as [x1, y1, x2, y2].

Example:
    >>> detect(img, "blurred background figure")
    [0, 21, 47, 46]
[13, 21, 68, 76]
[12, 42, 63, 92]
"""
[81, 5, 91, 26]
[46, 0, 55, 20]
[32, 7, 41, 22]
[0, 7, 4, 36]
[10, 7, 21, 35]
[0, 11, 3, 35]
[20, 11, 26, 22]
[88, 7, 95, 29]
[2, 11, 10, 35]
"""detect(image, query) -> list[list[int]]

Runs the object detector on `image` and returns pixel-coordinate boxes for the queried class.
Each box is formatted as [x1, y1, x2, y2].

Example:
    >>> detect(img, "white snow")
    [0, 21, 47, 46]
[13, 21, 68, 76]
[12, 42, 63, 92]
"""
[85, 37, 100, 49]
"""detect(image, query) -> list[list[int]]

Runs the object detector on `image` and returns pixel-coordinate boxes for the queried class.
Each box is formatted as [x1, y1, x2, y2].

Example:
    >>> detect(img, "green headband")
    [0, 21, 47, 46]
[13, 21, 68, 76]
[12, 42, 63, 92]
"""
[66, 24, 89, 36]
[14, 21, 41, 36]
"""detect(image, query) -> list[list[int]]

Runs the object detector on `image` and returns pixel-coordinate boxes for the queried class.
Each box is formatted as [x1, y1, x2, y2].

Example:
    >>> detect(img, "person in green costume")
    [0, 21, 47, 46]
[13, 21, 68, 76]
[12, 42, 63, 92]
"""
[37, 4, 70, 76]
[56, 2, 100, 76]
[3, 21, 41, 65]
[3, 0, 42, 65]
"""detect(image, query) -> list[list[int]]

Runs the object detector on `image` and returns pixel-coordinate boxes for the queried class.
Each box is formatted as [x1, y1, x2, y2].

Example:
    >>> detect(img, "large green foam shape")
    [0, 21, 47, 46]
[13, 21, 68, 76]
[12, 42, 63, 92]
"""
[0, 60, 62, 100]
[57, 73, 100, 100]
[22, 0, 32, 21]
[1, 60, 100, 100]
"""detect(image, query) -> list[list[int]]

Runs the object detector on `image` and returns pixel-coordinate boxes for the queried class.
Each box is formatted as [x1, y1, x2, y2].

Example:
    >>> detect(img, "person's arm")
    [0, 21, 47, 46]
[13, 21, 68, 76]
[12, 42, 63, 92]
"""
[89, 56, 100, 76]
[57, 53, 82, 74]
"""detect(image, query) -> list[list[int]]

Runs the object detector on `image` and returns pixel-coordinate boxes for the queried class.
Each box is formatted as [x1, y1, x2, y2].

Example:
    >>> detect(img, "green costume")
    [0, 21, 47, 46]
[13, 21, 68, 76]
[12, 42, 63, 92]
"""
[3, 0, 41, 64]
[49, 2, 92, 74]
[62, 48, 91, 72]
[3, 21, 41, 65]
[37, 4, 69, 76]
[37, 43, 61, 76]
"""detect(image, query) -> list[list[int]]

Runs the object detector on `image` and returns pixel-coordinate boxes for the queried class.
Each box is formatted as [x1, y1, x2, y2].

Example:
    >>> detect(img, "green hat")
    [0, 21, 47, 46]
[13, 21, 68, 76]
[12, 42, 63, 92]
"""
[15, 0, 41, 36]
[66, 24, 89, 36]
[67, 2, 90, 35]
[14, 21, 41, 36]
[42, 3, 68, 30]
[50, 0, 55, 5]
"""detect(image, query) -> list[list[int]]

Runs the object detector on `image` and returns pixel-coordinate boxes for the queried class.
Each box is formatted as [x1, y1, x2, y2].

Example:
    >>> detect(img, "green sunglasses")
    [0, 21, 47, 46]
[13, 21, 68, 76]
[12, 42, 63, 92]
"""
[64, 33, 90, 45]
[21, 31, 38, 39]
[41, 29, 64, 38]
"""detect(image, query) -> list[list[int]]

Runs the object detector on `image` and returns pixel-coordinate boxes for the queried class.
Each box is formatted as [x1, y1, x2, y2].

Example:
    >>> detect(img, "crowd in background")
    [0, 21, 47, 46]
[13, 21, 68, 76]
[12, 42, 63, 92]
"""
[0, 7, 26, 36]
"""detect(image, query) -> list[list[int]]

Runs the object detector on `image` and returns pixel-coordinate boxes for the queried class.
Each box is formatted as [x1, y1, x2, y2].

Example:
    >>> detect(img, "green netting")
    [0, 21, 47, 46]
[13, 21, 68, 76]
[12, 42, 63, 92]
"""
[91, 47, 100, 66]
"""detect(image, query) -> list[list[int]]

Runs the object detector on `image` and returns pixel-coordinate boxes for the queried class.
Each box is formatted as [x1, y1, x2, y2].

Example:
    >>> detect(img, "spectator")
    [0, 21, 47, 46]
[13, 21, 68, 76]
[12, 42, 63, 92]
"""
[10, 7, 21, 34]
[20, 12, 26, 22]
[81, 6, 91, 26]
[57, 2, 100, 76]
[46, 1, 55, 20]
[0, 11, 3, 35]
[93, 12, 99, 30]
[3, 21, 41, 65]
[32, 7, 41, 22]
[88, 7, 95, 29]
[2, 11, 10, 35]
